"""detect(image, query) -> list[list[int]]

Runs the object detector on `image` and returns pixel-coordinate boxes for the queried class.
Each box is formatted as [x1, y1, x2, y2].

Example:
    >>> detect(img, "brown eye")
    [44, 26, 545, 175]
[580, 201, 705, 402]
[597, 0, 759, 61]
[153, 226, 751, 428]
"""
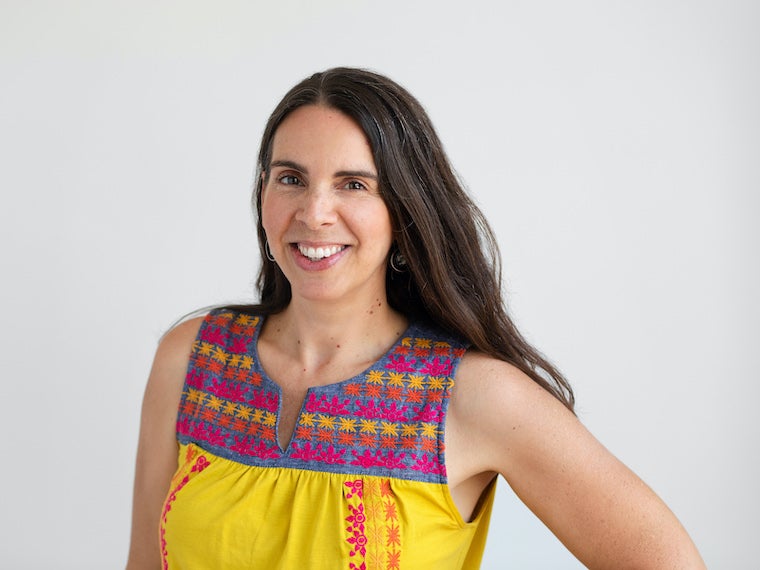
[344, 180, 367, 191]
[278, 174, 302, 186]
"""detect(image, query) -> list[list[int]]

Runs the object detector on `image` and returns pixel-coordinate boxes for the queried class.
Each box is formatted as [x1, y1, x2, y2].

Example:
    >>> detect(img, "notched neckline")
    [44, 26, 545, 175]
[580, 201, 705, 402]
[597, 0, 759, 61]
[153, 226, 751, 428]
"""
[250, 316, 417, 454]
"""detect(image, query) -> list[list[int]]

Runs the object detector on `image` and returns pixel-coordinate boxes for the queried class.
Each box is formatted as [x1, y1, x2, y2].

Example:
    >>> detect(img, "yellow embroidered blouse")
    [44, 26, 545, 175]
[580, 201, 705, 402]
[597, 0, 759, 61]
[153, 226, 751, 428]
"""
[160, 310, 495, 569]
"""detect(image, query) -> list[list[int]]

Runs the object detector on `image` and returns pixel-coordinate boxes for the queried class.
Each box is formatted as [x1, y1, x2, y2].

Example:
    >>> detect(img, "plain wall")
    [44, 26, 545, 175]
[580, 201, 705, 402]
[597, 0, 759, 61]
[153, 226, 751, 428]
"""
[1, 1, 758, 567]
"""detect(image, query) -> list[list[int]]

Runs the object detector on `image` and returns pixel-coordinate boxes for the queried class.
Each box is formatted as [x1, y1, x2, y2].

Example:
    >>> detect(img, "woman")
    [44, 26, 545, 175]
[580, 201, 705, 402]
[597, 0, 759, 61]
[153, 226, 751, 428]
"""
[127, 68, 705, 568]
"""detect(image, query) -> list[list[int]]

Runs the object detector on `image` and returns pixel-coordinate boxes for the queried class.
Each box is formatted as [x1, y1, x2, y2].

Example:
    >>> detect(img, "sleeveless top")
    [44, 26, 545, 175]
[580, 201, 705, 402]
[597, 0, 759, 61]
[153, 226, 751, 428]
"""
[160, 309, 496, 569]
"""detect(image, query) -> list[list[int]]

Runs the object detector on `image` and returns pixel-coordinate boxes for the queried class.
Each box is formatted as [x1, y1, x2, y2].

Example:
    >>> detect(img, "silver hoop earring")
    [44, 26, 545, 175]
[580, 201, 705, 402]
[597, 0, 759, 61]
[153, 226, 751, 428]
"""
[265, 241, 276, 262]
[389, 250, 407, 273]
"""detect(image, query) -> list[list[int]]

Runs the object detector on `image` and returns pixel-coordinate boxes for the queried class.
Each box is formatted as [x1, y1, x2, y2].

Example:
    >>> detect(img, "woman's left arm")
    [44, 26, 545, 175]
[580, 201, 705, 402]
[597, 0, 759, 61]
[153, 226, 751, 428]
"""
[452, 352, 706, 569]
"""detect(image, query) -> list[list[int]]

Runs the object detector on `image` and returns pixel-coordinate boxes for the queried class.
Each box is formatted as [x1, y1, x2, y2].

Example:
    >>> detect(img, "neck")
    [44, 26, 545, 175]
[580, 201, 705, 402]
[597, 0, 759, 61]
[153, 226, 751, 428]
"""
[262, 295, 408, 373]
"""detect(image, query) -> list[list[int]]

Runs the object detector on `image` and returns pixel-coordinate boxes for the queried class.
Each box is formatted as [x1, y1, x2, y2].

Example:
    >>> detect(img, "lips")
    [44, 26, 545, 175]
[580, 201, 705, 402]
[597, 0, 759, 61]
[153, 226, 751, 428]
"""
[296, 244, 347, 261]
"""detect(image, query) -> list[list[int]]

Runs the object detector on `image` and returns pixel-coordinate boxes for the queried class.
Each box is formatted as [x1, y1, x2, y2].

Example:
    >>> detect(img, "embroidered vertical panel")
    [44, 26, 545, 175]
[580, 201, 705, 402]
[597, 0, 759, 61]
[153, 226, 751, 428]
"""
[160, 445, 209, 569]
[344, 478, 401, 570]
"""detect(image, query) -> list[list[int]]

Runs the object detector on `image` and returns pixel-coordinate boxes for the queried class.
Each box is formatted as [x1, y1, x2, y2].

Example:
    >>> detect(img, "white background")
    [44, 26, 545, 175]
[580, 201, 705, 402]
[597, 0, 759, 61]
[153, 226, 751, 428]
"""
[1, 1, 758, 568]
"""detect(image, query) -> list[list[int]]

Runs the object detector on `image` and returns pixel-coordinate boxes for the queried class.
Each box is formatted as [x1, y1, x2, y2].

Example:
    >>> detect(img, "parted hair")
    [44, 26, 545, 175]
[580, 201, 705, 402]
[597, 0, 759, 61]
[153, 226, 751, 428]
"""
[243, 67, 574, 411]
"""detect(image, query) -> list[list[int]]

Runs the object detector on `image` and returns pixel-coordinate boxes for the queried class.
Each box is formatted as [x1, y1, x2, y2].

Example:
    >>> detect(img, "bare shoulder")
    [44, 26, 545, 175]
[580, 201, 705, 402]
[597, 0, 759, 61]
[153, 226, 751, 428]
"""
[155, 316, 205, 368]
[451, 351, 706, 568]
[140, 315, 206, 434]
[451, 350, 588, 482]
[147, 316, 205, 389]
[452, 350, 571, 433]
[139, 316, 205, 417]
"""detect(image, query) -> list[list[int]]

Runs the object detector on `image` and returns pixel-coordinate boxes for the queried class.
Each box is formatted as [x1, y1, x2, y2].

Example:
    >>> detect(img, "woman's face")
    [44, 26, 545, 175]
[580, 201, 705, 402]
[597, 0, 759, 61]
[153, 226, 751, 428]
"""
[261, 105, 393, 306]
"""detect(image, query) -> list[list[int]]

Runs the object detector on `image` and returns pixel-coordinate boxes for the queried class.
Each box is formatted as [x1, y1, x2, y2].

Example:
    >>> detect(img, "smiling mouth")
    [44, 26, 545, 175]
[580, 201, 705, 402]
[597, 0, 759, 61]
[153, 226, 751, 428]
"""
[296, 244, 347, 261]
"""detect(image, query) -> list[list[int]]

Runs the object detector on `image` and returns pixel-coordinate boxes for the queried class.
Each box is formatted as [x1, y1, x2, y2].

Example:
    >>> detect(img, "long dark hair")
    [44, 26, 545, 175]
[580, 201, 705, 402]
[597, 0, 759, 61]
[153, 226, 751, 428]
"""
[238, 67, 574, 411]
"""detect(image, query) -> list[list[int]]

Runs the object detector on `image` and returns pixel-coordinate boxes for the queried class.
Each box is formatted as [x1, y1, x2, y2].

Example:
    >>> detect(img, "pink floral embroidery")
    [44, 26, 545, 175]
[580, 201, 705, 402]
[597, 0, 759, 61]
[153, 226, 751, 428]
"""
[228, 336, 251, 354]
[353, 400, 409, 422]
[352, 400, 384, 419]
[199, 325, 228, 345]
[346, 503, 368, 556]
[345, 480, 369, 565]
[160, 449, 210, 569]
[384, 355, 417, 373]
[291, 442, 347, 464]
[419, 357, 453, 376]
[350, 449, 407, 470]
[409, 403, 442, 423]
[229, 436, 280, 459]
[411, 453, 444, 475]
[345, 479, 363, 499]
[305, 393, 351, 414]
[177, 419, 227, 447]
[208, 378, 248, 402]
[247, 390, 279, 412]
[377, 402, 408, 422]
[185, 369, 208, 389]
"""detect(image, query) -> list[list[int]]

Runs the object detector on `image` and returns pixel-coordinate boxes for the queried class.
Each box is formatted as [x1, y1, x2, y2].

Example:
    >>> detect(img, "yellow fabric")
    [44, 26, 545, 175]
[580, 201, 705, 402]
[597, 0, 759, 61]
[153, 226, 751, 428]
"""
[161, 443, 496, 569]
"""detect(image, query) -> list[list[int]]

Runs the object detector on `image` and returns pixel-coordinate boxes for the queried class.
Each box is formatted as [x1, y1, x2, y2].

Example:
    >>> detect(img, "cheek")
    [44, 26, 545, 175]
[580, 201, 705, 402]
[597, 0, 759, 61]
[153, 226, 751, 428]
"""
[355, 208, 389, 233]
[371, 208, 394, 246]
[260, 192, 285, 235]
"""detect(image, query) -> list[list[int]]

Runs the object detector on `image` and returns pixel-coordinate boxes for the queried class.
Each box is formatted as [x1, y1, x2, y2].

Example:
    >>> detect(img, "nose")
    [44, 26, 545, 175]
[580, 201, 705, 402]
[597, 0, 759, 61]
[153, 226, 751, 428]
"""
[295, 185, 337, 229]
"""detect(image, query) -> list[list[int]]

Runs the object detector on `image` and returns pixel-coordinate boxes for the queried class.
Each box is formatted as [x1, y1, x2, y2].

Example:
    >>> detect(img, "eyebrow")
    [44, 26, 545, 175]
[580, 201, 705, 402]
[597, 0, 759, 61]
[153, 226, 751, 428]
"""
[270, 159, 306, 172]
[270, 159, 377, 180]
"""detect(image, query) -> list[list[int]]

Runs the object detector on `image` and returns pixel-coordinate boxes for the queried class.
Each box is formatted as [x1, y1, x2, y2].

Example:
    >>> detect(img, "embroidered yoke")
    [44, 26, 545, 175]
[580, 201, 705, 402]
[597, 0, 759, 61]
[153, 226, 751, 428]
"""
[160, 309, 495, 569]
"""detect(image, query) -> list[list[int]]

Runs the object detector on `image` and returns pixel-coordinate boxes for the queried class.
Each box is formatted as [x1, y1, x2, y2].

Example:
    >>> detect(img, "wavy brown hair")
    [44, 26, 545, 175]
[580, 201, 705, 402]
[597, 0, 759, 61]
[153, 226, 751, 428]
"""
[236, 67, 574, 411]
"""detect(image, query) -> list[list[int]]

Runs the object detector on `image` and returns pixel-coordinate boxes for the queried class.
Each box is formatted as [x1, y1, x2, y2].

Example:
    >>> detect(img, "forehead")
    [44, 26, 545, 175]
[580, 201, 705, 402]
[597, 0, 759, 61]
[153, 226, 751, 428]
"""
[270, 105, 375, 168]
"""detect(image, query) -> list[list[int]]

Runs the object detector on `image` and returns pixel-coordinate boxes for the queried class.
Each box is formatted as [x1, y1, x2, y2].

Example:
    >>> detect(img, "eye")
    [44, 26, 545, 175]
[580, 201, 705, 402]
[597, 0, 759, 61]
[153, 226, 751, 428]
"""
[343, 180, 367, 191]
[278, 174, 302, 186]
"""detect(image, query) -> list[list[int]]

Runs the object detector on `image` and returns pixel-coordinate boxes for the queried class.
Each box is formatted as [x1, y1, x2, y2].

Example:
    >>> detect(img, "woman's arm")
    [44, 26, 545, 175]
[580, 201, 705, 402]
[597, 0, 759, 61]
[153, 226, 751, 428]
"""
[126, 317, 203, 570]
[452, 352, 706, 569]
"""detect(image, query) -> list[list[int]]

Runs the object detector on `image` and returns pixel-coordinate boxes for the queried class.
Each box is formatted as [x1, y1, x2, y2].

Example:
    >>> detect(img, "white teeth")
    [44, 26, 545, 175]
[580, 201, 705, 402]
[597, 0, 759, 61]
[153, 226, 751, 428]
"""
[297, 244, 345, 261]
